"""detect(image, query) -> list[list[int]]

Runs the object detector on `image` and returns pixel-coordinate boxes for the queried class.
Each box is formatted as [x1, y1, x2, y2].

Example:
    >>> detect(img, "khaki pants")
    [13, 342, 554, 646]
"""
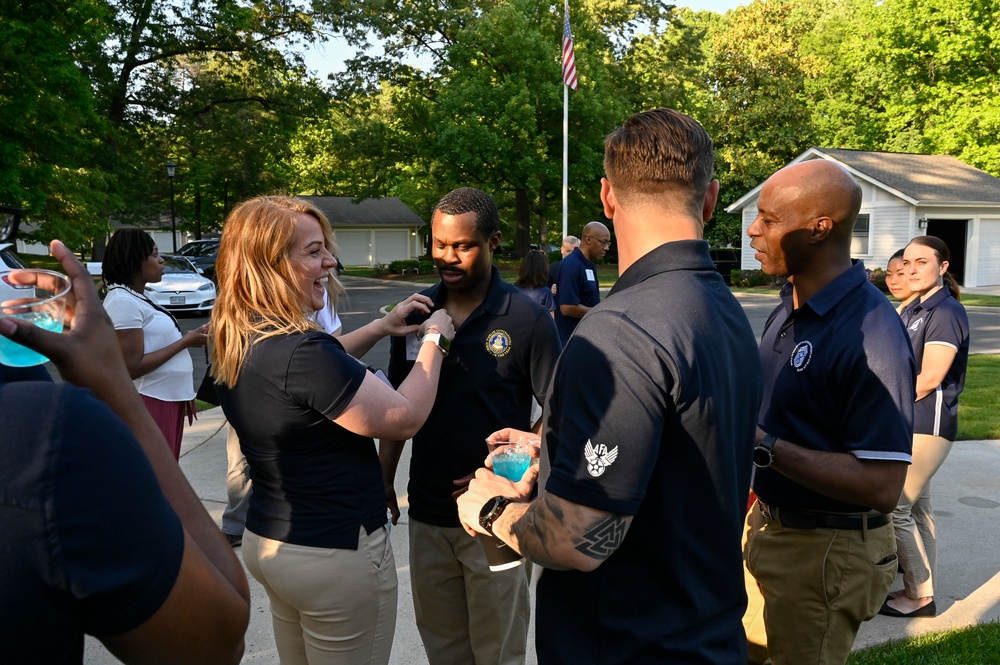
[742, 502, 897, 665]
[244, 526, 397, 665]
[409, 518, 531, 665]
[892, 433, 953, 598]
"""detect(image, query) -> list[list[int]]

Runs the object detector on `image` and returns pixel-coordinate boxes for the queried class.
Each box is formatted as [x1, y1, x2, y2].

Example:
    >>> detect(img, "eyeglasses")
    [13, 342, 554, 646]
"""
[586, 235, 612, 248]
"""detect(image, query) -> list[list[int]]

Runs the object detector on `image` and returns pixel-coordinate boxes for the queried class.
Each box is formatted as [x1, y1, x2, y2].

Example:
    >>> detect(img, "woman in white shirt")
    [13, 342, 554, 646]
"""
[102, 229, 208, 459]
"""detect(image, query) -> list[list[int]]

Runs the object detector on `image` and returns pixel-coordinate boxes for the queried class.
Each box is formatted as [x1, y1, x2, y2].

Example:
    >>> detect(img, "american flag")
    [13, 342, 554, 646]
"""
[562, 1, 578, 90]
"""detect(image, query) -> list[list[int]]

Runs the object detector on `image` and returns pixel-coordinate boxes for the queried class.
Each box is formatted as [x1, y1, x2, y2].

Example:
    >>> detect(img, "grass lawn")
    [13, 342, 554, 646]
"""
[957, 354, 1000, 440]
[847, 621, 1000, 664]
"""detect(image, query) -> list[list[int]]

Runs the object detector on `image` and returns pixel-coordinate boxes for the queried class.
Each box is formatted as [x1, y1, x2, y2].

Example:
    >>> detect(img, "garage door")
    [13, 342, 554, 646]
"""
[334, 230, 372, 266]
[373, 230, 409, 264]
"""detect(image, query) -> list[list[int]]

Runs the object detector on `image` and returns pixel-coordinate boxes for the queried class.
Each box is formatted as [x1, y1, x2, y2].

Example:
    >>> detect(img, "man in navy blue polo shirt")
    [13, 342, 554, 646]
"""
[553, 221, 610, 345]
[741, 160, 915, 665]
[382, 187, 560, 665]
[456, 108, 762, 664]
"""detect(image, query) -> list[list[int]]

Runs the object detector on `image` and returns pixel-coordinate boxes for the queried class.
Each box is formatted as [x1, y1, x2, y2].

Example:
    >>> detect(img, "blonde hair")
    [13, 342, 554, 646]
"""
[210, 195, 345, 387]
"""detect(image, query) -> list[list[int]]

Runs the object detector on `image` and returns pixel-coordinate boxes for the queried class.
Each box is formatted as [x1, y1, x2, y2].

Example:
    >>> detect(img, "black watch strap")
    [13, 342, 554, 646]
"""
[479, 496, 515, 536]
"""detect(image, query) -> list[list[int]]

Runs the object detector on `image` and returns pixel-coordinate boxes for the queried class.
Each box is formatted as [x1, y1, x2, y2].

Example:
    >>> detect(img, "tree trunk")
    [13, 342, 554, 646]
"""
[538, 187, 548, 248]
[515, 187, 531, 258]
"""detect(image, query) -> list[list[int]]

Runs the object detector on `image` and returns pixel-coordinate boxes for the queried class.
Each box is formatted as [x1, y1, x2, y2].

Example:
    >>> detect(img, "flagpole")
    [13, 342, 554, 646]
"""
[562, 82, 568, 241]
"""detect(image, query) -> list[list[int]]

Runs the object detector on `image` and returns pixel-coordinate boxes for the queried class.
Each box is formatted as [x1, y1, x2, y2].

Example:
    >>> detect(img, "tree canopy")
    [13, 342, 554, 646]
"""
[4, 0, 1000, 255]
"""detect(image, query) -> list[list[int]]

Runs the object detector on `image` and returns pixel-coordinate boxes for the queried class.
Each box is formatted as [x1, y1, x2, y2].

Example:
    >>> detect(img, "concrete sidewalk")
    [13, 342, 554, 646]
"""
[86, 407, 1000, 663]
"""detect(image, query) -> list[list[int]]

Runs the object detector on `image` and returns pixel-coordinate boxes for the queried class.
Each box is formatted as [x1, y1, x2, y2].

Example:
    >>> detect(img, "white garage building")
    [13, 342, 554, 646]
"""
[300, 196, 425, 267]
[727, 147, 1000, 287]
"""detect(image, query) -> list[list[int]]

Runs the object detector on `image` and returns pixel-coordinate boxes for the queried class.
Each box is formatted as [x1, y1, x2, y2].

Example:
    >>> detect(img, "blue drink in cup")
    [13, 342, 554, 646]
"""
[491, 447, 531, 482]
[0, 269, 71, 367]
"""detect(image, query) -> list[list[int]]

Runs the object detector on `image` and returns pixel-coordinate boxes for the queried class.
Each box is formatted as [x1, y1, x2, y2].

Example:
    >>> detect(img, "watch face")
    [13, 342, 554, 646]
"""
[753, 446, 772, 468]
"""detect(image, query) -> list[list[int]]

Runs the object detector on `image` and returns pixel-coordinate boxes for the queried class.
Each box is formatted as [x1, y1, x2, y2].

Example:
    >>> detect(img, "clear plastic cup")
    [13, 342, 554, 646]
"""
[0, 269, 71, 367]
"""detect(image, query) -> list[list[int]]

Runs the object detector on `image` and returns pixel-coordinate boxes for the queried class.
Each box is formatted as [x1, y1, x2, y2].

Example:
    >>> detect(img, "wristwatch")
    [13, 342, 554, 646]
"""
[479, 496, 515, 536]
[753, 433, 778, 469]
[421, 331, 450, 357]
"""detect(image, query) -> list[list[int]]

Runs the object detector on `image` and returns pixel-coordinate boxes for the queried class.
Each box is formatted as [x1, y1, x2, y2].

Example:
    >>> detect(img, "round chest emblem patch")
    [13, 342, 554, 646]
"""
[790, 340, 813, 372]
[486, 330, 512, 357]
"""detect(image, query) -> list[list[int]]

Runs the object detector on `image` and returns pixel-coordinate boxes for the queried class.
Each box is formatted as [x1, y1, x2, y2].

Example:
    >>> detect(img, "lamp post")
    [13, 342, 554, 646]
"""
[166, 160, 177, 253]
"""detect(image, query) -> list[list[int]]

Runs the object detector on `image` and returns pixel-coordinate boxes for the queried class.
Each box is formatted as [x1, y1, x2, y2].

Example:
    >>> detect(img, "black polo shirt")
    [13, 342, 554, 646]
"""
[554, 247, 601, 345]
[388, 266, 560, 528]
[538, 240, 761, 665]
[902, 287, 969, 440]
[218, 332, 384, 549]
[754, 261, 915, 513]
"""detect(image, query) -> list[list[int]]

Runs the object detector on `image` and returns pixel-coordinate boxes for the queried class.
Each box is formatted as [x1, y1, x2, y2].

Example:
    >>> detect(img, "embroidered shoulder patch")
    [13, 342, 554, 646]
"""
[584, 440, 619, 477]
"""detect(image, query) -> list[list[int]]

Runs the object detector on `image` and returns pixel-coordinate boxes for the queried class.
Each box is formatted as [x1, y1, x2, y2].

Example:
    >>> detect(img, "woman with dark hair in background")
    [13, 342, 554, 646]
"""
[885, 248, 917, 314]
[211, 195, 454, 664]
[515, 248, 555, 316]
[102, 228, 208, 459]
[880, 235, 970, 619]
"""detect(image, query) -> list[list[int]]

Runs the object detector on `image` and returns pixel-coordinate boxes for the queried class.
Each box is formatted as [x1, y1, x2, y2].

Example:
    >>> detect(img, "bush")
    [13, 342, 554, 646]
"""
[388, 259, 420, 274]
[418, 260, 435, 274]
[868, 268, 889, 293]
[731, 269, 783, 288]
[373, 263, 391, 276]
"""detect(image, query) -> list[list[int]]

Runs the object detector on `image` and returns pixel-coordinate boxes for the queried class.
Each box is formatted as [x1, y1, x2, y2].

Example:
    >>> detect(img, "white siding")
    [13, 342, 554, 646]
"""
[740, 202, 758, 270]
[866, 202, 911, 270]
[976, 219, 1000, 286]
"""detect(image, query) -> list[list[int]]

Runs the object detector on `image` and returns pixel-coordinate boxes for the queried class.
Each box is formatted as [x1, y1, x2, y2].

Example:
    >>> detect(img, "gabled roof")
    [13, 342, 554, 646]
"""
[299, 196, 425, 228]
[726, 147, 1000, 212]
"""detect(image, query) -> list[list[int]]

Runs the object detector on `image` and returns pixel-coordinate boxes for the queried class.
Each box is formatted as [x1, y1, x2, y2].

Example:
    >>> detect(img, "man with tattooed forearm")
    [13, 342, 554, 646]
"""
[457, 108, 762, 665]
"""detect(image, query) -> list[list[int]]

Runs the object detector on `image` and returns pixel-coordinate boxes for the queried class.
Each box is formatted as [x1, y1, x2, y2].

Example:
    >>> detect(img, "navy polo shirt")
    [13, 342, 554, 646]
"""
[902, 288, 969, 440]
[388, 266, 560, 528]
[754, 262, 915, 513]
[554, 247, 601, 345]
[538, 240, 761, 665]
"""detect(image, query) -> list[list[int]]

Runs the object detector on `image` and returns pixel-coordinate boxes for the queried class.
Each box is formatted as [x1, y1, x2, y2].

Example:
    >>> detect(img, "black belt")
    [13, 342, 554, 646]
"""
[758, 501, 890, 531]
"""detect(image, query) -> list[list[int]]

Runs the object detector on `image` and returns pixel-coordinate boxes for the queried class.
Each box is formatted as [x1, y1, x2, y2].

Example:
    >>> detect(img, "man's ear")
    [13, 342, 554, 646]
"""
[702, 179, 720, 222]
[489, 231, 502, 252]
[600, 178, 616, 219]
[810, 216, 833, 243]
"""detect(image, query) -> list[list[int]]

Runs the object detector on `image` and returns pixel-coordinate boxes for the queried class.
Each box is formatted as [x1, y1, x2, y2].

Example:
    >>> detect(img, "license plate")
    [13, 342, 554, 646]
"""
[170, 295, 185, 305]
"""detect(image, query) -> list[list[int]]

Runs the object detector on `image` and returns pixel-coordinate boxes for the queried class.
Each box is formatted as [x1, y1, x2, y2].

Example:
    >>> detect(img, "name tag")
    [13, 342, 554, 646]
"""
[585, 269, 596, 281]
[405, 332, 421, 361]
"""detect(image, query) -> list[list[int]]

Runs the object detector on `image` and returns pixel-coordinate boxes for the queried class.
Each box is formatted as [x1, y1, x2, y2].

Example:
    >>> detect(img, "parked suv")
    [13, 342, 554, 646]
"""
[176, 239, 220, 282]
[709, 247, 741, 285]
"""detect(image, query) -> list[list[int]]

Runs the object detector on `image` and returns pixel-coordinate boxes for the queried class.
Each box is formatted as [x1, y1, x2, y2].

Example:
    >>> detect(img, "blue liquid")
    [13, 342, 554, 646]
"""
[0, 313, 62, 366]
[493, 452, 531, 481]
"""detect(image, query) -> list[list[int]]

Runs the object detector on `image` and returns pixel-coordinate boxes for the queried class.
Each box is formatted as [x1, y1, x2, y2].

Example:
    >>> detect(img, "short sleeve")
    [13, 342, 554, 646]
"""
[556, 260, 584, 307]
[923, 304, 967, 351]
[285, 333, 367, 419]
[54, 388, 185, 636]
[103, 291, 144, 330]
[544, 311, 672, 515]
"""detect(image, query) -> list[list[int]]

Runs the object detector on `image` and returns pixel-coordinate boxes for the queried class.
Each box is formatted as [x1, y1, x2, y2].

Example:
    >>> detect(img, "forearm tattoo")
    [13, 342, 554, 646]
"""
[509, 492, 625, 570]
[574, 515, 628, 560]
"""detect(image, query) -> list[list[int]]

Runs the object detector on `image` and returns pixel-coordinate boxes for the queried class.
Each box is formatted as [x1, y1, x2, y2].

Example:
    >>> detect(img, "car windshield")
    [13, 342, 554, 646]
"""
[162, 256, 197, 274]
[1, 247, 28, 269]
[178, 242, 217, 257]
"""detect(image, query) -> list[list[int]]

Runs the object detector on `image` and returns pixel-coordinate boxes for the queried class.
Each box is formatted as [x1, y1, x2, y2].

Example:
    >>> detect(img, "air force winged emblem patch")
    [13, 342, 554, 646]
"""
[584, 440, 619, 477]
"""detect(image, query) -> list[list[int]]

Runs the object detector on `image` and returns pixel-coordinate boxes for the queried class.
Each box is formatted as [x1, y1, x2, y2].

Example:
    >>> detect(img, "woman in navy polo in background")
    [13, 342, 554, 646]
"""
[210, 196, 454, 664]
[880, 235, 969, 619]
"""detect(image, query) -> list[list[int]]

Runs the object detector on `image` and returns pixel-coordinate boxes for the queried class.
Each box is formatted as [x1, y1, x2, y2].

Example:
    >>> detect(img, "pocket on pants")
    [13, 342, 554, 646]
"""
[365, 526, 393, 571]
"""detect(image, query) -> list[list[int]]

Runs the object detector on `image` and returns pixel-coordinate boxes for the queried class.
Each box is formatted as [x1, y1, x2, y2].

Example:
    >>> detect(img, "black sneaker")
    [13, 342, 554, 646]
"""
[225, 533, 243, 548]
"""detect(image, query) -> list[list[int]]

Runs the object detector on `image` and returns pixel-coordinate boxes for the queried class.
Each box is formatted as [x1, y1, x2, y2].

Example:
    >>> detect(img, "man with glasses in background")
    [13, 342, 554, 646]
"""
[554, 221, 611, 345]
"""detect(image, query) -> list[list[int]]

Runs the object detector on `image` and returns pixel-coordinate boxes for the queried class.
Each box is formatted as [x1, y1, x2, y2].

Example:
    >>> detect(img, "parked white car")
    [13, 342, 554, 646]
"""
[143, 255, 216, 314]
[0, 242, 30, 305]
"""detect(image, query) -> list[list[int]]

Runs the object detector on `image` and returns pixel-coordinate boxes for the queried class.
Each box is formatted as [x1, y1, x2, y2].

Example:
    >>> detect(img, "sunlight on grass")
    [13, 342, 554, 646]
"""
[958, 354, 1000, 440]
[848, 620, 1000, 664]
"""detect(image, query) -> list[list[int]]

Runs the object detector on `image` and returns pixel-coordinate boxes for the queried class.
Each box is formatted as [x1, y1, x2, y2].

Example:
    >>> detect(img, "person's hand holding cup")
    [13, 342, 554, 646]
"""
[0, 268, 72, 366]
